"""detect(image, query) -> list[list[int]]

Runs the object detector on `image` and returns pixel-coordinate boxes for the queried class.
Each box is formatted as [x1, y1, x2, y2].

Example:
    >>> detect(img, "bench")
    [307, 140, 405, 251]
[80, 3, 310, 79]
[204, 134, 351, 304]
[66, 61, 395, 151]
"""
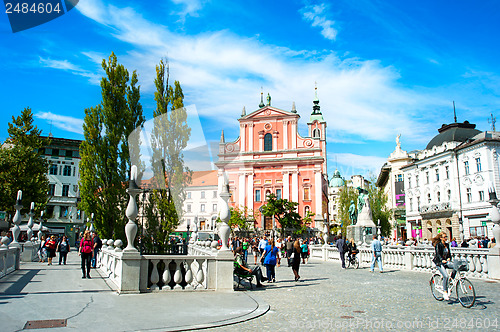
[234, 263, 254, 290]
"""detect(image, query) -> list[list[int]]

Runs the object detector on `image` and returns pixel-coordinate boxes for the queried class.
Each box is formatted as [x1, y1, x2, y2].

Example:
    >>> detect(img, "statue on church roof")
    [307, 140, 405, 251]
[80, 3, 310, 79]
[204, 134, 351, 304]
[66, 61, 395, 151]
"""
[266, 93, 271, 106]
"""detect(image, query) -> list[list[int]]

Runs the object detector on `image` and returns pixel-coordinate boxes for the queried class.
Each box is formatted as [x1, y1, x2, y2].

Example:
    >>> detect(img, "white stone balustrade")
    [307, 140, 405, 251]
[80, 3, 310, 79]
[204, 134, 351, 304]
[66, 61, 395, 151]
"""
[310, 244, 495, 279]
[0, 238, 20, 279]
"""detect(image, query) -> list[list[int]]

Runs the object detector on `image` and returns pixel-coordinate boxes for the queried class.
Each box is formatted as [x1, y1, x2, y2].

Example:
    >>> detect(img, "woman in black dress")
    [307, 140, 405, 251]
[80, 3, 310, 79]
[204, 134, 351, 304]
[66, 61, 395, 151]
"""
[292, 240, 301, 281]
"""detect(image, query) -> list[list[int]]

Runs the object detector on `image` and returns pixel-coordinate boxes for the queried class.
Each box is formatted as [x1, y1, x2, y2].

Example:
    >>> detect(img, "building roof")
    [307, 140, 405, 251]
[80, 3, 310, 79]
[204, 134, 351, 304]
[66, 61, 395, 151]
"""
[189, 170, 218, 187]
[425, 121, 481, 150]
[329, 169, 345, 187]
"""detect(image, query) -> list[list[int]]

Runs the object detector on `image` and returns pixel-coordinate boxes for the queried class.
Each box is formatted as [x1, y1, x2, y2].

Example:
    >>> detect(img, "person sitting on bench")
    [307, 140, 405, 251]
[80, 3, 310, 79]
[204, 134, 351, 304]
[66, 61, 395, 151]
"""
[234, 246, 265, 287]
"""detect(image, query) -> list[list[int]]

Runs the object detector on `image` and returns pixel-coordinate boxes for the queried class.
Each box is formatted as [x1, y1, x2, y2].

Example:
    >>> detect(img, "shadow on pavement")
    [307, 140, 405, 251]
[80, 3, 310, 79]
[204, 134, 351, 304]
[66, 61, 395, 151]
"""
[0, 269, 40, 295]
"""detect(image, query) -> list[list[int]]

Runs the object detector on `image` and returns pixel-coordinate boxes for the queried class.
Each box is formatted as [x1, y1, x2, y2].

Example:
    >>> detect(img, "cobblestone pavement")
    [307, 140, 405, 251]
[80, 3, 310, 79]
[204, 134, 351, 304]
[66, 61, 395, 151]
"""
[217, 258, 500, 331]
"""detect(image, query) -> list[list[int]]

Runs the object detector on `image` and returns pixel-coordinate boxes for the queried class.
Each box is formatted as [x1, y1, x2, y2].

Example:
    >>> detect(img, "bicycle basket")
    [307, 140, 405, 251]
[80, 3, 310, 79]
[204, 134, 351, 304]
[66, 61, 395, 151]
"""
[453, 259, 468, 271]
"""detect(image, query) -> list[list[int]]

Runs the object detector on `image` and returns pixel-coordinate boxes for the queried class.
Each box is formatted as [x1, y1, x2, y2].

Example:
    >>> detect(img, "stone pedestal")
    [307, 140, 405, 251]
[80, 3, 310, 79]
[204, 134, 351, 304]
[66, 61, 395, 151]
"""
[487, 246, 500, 280]
[117, 251, 142, 294]
[215, 250, 234, 292]
[346, 225, 368, 245]
[21, 242, 34, 262]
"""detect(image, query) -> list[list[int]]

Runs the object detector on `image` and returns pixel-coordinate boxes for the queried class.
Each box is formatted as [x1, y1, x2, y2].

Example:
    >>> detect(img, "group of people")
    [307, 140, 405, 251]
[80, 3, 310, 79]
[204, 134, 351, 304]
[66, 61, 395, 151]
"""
[37, 230, 103, 279]
[38, 234, 71, 265]
[233, 236, 319, 287]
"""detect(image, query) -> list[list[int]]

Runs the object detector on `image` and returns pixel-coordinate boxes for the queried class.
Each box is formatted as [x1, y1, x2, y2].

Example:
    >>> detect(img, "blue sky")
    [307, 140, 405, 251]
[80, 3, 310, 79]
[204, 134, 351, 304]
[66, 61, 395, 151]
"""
[1, 0, 499, 179]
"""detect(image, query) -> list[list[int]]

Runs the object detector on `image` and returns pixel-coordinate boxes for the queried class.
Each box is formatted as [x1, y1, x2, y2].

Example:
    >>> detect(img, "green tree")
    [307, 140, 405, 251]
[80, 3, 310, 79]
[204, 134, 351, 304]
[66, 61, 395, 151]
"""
[0, 107, 49, 217]
[79, 52, 145, 240]
[261, 194, 302, 236]
[367, 176, 392, 237]
[143, 58, 191, 248]
[337, 184, 358, 235]
[227, 206, 258, 235]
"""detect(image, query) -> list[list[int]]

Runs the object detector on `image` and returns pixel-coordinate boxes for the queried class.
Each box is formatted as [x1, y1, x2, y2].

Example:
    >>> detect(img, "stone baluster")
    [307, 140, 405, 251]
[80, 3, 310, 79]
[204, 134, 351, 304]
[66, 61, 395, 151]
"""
[10, 190, 23, 248]
[173, 261, 183, 290]
[474, 255, 482, 277]
[184, 260, 194, 290]
[162, 260, 172, 291]
[150, 260, 160, 290]
[125, 165, 140, 252]
[218, 172, 231, 251]
[114, 240, 123, 252]
[482, 254, 488, 277]
[27, 202, 35, 243]
[195, 259, 205, 290]
[467, 255, 475, 277]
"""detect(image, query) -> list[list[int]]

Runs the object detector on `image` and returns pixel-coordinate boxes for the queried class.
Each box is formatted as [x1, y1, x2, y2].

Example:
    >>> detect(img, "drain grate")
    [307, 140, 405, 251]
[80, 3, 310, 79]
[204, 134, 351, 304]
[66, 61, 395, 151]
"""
[24, 319, 67, 329]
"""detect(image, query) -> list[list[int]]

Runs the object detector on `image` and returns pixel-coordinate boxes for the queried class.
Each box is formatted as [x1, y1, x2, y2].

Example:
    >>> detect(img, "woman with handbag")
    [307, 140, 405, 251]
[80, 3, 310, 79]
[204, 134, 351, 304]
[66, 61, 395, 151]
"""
[57, 235, 70, 265]
[262, 239, 280, 283]
[45, 235, 57, 265]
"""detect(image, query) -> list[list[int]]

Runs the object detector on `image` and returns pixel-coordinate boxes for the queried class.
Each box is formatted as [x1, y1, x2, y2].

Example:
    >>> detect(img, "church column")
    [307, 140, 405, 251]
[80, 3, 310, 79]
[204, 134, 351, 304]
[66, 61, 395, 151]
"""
[291, 170, 299, 202]
[240, 124, 246, 152]
[282, 171, 290, 200]
[291, 121, 297, 149]
[247, 172, 254, 208]
[248, 124, 254, 152]
[273, 131, 279, 151]
[259, 131, 264, 151]
[239, 172, 246, 208]
[283, 120, 288, 150]
[314, 169, 322, 217]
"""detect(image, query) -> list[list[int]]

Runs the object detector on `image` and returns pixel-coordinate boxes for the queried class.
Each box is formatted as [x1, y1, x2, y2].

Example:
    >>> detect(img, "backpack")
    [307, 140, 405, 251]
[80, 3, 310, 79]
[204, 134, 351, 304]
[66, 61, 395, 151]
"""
[343, 240, 348, 252]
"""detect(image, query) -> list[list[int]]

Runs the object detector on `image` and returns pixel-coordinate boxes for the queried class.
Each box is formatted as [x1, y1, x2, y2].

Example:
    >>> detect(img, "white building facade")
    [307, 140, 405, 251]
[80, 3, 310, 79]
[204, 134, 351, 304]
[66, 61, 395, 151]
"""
[402, 121, 499, 241]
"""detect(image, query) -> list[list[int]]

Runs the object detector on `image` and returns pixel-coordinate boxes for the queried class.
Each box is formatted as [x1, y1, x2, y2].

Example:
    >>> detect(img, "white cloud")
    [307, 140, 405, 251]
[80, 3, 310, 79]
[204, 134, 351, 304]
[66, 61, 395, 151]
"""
[35, 112, 84, 135]
[170, 0, 207, 21]
[70, 0, 445, 145]
[301, 4, 337, 41]
[39, 57, 101, 85]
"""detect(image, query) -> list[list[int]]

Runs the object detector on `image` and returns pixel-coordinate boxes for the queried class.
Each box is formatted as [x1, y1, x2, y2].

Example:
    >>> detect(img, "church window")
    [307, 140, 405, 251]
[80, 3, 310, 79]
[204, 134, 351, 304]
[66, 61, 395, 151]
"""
[304, 188, 310, 201]
[312, 128, 320, 138]
[264, 133, 272, 151]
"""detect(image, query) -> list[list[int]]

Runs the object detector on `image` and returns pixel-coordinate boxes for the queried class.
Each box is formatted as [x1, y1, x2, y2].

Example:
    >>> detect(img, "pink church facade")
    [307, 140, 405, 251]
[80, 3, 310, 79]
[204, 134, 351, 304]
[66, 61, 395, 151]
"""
[215, 93, 329, 232]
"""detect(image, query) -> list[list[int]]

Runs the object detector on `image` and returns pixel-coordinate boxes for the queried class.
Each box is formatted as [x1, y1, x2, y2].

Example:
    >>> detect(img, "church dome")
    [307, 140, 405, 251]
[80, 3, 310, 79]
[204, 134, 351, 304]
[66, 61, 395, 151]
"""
[330, 169, 345, 187]
[426, 121, 481, 150]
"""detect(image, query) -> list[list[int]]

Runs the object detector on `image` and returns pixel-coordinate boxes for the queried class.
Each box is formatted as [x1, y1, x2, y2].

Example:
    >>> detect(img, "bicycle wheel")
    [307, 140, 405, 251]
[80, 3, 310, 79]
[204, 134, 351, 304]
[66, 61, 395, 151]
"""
[347, 257, 352, 268]
[456, 278, 475, 308]
[353, 257, 359, 269]
[430, 274, 444, 301]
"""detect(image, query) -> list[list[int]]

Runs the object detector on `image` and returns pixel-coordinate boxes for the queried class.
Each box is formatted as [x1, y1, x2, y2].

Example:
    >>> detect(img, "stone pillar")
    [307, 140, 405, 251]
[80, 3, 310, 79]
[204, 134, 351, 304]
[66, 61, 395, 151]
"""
[291, 121, 297, 149]
[248, 124, 253, 152]
[238, 173, 246, 208]
[240, 124, 246, 153]
[273, 131, 278, 151]
[259, 131, 264, 152]
[403, 248, 414, 270]
[282, 171, 290, 200]
[10, 190, 23, 249]
[291, 171, 299, 202]
[283, 120, 288, 150]
[247, 173, 253, 209]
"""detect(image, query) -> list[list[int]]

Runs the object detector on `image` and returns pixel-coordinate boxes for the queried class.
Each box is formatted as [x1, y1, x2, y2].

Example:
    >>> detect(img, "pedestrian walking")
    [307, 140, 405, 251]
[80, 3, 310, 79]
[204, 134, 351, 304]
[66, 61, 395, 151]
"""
[275, 238, 283, 267]
[91, 232, 102, 268]
[57, 235, 70, 265]
[300, 240, 309, 264]
[45, 235, 57, 265]
[262, 240, 280, 282]
[79, 230, 94, 279]
[251, 238, 259, 265]
[258, 236, 268, 263]
[38, 235, 47, 262]
[292, 240, 301, 281]
[336, 235, 347, 269]
[370, 236, 384, 273]
[285, 236, 294, 267]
